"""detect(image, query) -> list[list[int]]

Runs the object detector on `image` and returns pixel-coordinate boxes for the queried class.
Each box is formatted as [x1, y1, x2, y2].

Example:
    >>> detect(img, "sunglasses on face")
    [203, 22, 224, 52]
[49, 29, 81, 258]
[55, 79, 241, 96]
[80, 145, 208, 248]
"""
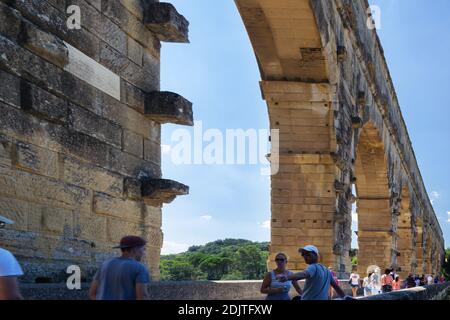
[301, 252, 312, 257]
[275, 258, 286, 262]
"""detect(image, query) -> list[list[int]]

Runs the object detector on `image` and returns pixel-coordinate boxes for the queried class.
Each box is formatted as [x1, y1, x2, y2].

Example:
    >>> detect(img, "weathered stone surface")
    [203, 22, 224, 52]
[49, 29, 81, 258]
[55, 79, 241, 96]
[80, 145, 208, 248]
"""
[62, 156, 123, 198]
[15, 141, 59, 178]
[122, 129, 143, 157]
[93, 192, 143, 222]
[141, 178, 189, 206]
[19, 20, 69, 68]
[20, 80, 69, 124]
[143, 3, 189, 43]
[145, 91, 193, 126]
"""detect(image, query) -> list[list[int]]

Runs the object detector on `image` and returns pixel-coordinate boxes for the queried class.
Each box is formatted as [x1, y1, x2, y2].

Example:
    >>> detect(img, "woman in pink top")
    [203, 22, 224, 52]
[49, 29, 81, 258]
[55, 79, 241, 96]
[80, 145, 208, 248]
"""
[381, 269, 394, 292]
[392, 276, 401, 290]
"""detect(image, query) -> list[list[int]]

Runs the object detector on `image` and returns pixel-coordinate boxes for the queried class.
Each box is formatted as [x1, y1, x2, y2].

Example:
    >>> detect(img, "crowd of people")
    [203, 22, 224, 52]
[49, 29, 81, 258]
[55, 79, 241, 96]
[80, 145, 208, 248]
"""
[345, 268, 446, 297]
[1, 214, 448, 300]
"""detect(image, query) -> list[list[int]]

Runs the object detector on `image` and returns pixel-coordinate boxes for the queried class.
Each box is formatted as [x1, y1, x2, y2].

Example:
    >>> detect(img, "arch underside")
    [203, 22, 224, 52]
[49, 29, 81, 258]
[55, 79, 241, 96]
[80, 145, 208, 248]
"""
[235, 0, 444, 276]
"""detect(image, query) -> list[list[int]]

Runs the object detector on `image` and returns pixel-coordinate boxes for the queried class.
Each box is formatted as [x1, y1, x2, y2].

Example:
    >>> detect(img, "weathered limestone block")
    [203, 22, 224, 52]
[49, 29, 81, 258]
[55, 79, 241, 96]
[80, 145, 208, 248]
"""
[0, 166, 91, 212]
[122, 129, 144, 158]
[144, 138, 161, 166]
[106, 217, 141, 243]
[93, 192, 143, 223]
[20, 80, 69, 124]
[143, 205, 162, 228]
[0, 134, 12, 166]
[0, 70, 20, 108]
[14, 141, 59, 178]
[75, 212, 107, 242]
[143, 3, 189, 43]
[19, 20, 69, 68]
[124, 177, 142, 201]
[68, 103, 122, 148]
[145, 91, 194, 126]
[63, 156, 123, 198]
[141, 178, 189, 207]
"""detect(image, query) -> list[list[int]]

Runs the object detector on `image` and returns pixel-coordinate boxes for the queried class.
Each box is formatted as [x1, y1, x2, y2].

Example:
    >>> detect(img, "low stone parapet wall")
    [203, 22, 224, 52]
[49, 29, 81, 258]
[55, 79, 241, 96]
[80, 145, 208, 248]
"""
[358, 282, 450, 300]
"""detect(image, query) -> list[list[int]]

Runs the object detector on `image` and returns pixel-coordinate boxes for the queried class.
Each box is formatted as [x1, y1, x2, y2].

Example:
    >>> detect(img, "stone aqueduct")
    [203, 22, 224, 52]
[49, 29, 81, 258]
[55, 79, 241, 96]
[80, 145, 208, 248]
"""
[236, 0, 445, 277]
[0, 0, 444, 283]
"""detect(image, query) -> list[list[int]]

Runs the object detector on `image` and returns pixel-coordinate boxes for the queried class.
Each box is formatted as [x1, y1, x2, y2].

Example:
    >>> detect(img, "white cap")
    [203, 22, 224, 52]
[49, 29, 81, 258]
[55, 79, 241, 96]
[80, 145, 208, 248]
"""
[300, 245, 319, 255]
[0, 215, 14, 226]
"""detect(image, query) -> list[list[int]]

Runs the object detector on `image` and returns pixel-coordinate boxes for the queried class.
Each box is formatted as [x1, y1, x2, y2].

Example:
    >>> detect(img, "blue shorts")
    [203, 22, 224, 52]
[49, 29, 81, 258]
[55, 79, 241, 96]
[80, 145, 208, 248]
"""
[351, 284, 359, 288]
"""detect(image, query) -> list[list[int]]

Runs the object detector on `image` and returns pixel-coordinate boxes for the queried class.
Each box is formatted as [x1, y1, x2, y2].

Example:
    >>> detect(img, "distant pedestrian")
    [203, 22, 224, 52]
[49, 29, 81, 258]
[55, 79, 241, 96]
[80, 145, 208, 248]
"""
[392, 276, 401, 291]
[328, 267, 339, 299]
[261, 252, 302, 300]
[276, 245, 348, 300]
[427, 274, 433, 285]
[89, 236, 151, 300]
[362, 272, 373, 296]
[414, 276, 421, 287]
[0, 215, 23, 300]
[420, 274, 426, 286]
[406, 273, 416, 288]
[381, 269, 393, 293]
[349, 270, 360, 297]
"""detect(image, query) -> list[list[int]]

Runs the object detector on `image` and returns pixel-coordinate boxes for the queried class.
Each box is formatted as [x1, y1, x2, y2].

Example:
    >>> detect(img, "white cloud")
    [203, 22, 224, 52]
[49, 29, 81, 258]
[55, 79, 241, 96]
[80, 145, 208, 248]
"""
[200, 215, 212, 221]
[447, 211, 450, 223]
[161, 241, 190, 255]
[161, 144, 171, 154]
[260, 220, 270, 229]
[430, 191, 440, 205]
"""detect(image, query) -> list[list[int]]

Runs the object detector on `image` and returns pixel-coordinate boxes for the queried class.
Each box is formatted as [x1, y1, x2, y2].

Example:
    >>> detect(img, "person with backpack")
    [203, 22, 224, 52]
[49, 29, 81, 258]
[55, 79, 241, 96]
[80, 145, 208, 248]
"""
[276, 245, 348, 300]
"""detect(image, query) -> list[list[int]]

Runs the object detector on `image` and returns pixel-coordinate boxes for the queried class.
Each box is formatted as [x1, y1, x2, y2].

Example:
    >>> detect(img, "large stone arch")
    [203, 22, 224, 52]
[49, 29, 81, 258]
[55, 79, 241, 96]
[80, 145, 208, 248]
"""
[353, 122, 395, 274]
[235, 0, 445, 277]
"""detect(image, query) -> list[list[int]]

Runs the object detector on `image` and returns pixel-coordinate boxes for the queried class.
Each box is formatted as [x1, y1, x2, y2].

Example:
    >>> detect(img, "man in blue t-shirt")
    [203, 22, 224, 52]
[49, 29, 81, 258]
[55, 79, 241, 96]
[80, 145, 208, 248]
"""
[277, 245, 348, 300]
[89, 235, 151, 300]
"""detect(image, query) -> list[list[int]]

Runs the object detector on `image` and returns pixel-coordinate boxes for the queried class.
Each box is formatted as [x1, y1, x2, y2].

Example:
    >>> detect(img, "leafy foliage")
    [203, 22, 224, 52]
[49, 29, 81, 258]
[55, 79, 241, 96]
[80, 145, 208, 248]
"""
[442, 248, 450, 280]
[160, 239, 269, 281]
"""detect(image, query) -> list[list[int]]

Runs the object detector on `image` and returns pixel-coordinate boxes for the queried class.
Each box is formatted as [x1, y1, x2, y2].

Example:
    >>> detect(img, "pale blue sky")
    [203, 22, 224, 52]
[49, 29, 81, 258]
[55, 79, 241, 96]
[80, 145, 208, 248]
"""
[159, 0, 450, 254]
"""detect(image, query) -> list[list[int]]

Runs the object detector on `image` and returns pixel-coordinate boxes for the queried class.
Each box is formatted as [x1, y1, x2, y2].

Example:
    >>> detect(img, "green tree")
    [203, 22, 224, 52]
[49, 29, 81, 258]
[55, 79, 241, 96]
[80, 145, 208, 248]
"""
[235, 245, 267, 280]
[442, 248, 450, 280]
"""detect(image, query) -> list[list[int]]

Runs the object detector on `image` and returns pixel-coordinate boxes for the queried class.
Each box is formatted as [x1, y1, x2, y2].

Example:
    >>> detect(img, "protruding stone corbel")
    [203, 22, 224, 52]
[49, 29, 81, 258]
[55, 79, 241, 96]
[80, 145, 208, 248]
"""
[143, 3, 189, 43]
[145, 91, 193, 126]
[141, 178, 189, 206]
[351, 116, 363, 129]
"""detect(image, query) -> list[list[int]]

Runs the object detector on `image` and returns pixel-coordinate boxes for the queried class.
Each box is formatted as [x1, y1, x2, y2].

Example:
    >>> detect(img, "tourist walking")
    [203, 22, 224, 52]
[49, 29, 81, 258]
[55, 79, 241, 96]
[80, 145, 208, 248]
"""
[261, 252, 302, 300]
[381, 269, 393, 293]
[0, 215, 23, 300]
[349, 269, 361, 297]
[276, 245, 347, 300]
[89, 236, 151, 300]
[362, 272, 373, 296]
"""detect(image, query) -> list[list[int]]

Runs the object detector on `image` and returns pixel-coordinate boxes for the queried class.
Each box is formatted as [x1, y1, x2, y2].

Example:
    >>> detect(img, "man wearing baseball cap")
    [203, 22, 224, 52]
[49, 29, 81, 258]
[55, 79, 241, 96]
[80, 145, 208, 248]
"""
[277, 245, 347, 300]
[89, 235, 151, 300]
[0, 215, 24, 300]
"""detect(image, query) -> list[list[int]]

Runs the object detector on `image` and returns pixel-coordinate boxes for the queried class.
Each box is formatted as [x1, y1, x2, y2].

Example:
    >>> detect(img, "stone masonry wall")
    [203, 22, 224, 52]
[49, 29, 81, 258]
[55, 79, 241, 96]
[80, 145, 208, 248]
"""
[0, 0, 191, 283]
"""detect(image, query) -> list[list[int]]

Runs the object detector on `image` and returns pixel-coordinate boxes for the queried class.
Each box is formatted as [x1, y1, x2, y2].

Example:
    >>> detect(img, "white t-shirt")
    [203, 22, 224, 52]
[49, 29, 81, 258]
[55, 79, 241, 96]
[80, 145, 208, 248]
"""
[427, 276, 433, 285]
[0, 248, 24, 277]
[350, 273, 360, 285]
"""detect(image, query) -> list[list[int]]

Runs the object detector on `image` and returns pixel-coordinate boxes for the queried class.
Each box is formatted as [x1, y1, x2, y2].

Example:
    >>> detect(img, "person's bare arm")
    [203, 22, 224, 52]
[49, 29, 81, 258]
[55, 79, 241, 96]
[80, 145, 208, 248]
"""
[260, 272, 284, 295]
[0, 276, 23, 300]
[88, 280, 99, 300]
[292, 280, 303, 295]
[330, 279, 346, 298]
[136, 283, 149, 300]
